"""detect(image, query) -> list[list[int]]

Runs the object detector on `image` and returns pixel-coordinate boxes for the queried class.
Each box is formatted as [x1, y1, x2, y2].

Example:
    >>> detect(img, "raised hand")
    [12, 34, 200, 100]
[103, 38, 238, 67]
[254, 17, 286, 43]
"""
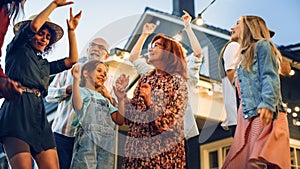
[113, 74, 130, 100]
[115, 74, 130, 90]
[53, 0, 74, 7]
[139, 83, 151, 107]
[71, 64, 81, 81]
[143, 23, 156, 35]
[181, 10, 192, 28]
[113, 84, 126, 101]
[67, 8, 82, 31]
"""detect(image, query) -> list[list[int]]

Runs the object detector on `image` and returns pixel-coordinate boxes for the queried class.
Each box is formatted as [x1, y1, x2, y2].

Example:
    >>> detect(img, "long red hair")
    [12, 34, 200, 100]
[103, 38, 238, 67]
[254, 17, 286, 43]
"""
[150, 34, 188, 81]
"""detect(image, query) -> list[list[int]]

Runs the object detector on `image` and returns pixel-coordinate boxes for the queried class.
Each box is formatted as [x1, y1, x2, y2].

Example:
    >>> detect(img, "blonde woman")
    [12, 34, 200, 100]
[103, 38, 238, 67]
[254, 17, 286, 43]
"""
[222, 15, 290, 169]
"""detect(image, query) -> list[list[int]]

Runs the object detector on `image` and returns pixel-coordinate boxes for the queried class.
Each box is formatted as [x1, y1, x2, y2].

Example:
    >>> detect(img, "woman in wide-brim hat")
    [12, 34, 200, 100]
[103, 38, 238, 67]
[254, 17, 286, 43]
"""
[0, 0, 82, 168]
[13, 14, 64, 53]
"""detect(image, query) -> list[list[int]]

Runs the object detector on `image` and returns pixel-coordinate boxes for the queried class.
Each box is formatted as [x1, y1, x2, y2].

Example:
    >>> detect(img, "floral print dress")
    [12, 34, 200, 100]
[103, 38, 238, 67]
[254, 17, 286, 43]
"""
[122, 71, 188, 169]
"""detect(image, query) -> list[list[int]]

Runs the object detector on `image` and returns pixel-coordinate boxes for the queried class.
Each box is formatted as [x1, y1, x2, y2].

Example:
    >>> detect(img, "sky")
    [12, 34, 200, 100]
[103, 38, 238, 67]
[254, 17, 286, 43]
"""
[1, 0, 300, 62]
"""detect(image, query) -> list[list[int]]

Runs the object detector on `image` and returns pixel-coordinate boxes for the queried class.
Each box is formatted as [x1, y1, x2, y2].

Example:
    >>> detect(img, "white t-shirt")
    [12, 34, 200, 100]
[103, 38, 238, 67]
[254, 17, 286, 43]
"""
[221, 41, 240, 128]
[223, 41, 240, 71]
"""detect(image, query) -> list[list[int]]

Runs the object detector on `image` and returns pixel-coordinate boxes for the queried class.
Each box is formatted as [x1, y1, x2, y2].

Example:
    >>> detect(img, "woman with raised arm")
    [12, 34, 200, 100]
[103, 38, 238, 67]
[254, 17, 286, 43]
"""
[127, 10, 202, 168]
[113, 33, 188, 168]
[0, 0, 81, 168]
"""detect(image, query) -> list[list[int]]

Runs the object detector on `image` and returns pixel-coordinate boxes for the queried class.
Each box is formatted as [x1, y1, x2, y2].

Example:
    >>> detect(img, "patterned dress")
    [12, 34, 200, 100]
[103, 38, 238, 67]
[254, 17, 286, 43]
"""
[122, 71, 188, 169]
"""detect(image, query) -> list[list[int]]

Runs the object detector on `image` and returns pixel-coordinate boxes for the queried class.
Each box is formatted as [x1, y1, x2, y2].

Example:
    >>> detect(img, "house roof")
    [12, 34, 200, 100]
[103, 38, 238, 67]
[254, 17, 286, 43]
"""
[125, 7, 300, 70]
[278, 43, 300, 69]
[124, 7, 231, 54]
[45, 6, 300, 135]
[122, 6, 300, 133]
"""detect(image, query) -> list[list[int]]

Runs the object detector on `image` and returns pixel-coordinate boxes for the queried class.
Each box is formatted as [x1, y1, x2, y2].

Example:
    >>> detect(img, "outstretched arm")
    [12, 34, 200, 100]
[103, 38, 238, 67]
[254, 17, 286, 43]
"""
[64, 8, 82, 68]
[128, 23, 156, 62]
[71, 65, 82, 110]
[30, 0, 74, 32]
[182, 10, 203, 86]
[182, 10, 202, 58]
[111, 74, 130, 125]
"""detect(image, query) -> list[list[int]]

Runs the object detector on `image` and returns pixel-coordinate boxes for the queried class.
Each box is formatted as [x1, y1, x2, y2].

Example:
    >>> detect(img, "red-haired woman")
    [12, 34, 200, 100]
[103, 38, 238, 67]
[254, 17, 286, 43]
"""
[113, 33, 188, 168]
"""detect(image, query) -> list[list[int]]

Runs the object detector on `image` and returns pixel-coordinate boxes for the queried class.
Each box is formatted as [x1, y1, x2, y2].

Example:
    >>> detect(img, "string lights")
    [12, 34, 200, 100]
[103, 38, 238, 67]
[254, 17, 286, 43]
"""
[193, 0, 217, 26]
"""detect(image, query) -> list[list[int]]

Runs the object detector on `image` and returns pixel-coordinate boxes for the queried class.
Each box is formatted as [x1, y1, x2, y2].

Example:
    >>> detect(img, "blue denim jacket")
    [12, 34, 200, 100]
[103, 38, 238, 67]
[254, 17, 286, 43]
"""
[237, 40, 285, 119]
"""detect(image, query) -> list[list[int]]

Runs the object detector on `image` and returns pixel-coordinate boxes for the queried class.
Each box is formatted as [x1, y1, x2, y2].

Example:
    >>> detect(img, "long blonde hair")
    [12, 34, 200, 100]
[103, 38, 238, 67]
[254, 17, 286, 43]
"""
[239, 15, 282, 72]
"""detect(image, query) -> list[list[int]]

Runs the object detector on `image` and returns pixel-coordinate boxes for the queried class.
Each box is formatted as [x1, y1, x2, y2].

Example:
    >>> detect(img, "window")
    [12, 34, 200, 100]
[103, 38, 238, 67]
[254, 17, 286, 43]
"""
[209, 150, 219, 169]
[200, 138, 233, 169]
[290, 139, 300, 169]
[222, 146, 231, 160]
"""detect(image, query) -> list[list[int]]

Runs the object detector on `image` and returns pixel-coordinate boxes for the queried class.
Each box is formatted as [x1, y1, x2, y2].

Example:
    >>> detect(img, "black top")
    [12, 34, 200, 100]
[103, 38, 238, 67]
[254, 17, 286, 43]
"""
[5, 23, 67, 96]
[0, 22, 68, 153]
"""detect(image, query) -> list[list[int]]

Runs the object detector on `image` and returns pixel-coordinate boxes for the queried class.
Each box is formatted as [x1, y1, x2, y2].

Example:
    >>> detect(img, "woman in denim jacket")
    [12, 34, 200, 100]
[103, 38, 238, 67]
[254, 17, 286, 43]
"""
[222, 15, 290, 169]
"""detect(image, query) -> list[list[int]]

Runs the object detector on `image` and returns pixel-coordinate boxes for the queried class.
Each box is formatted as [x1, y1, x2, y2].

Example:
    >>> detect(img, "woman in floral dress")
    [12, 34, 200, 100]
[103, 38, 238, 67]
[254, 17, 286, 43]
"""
[112, 33, 189, 168]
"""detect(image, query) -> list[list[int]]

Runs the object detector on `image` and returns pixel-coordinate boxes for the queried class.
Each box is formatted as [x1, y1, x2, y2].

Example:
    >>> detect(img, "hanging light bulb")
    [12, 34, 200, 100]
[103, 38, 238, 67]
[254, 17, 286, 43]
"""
[193, 0, 216, 26]
[194, 14, 204, 26]
[173, 29, 183, 41]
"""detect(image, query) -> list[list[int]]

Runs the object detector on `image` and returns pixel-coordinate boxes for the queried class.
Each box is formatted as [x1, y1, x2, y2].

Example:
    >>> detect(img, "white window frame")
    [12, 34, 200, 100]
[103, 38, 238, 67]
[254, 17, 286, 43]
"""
[200, 137, 233, 169]
[290, 139, 300, 169]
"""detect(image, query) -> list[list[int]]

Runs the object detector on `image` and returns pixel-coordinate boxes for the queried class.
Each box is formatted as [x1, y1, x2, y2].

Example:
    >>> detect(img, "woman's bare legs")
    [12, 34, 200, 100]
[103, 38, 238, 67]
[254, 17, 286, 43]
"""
[3, 137, 59, 169]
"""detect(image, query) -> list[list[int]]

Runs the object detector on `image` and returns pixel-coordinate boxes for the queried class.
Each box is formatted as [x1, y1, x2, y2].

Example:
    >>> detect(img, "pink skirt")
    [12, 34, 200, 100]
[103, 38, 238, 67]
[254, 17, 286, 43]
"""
[221, 107, 291, 169]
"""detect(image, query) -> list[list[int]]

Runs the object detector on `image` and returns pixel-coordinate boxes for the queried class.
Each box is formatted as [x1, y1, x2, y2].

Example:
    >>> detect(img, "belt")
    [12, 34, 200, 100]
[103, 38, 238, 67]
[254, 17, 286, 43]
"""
[21, 86, 42, 97]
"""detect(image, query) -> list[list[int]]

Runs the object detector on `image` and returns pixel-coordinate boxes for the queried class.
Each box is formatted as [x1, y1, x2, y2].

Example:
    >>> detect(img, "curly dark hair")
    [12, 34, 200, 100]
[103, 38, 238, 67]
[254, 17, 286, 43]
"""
[39, 24, 56, 54]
